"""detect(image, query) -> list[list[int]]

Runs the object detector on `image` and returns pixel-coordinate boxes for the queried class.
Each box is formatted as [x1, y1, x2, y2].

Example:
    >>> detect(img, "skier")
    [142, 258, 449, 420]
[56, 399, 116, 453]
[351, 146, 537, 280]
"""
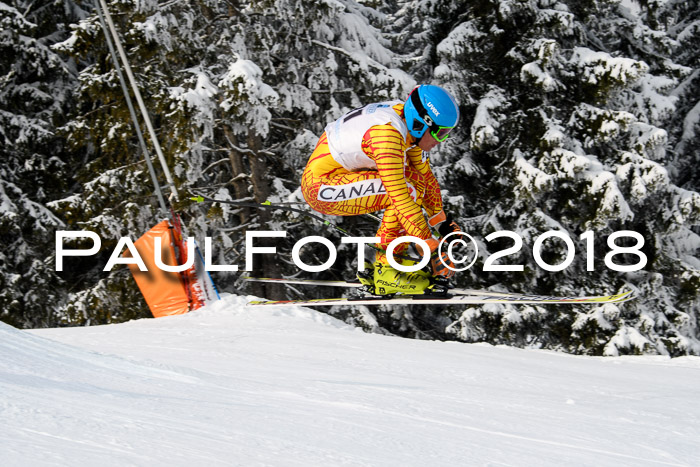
[301, 84, 462, 295]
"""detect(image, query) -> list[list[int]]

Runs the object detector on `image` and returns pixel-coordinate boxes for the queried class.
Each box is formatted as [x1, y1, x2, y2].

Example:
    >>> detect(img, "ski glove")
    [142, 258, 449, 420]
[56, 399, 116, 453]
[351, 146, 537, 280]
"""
[424, 238, 456, 279]
[429, 210, 462, 239]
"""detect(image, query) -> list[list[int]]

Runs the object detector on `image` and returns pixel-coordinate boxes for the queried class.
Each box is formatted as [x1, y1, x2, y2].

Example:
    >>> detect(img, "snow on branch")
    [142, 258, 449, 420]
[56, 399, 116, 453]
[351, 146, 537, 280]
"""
[570, 47, 648, 88]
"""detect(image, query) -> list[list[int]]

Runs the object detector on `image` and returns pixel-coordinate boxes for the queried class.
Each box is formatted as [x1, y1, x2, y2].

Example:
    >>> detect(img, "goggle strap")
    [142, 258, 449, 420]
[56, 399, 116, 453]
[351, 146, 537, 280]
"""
[410, 90, 437, 133]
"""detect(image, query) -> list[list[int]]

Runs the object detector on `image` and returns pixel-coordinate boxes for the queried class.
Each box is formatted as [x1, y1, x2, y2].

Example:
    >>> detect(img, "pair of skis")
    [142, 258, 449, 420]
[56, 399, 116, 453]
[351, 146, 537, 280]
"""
[243, 277, 634, 307]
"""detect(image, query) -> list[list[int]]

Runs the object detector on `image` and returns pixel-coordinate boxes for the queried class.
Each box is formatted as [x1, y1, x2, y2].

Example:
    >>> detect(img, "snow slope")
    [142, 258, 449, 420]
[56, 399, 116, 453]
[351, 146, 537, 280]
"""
[2, 294, 700, 466]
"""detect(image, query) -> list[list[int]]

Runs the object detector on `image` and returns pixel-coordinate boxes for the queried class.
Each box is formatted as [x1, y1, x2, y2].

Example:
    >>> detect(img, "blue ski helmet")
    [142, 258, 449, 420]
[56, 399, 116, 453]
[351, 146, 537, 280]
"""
[404, 85, 460, 141]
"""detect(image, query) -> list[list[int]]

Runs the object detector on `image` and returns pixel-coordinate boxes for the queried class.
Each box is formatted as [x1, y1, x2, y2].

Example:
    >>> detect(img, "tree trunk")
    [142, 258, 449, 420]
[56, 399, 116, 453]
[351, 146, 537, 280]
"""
[224, 125, 251, 225]
[246, 131, 285, 300]
[225, 129, 285, 300]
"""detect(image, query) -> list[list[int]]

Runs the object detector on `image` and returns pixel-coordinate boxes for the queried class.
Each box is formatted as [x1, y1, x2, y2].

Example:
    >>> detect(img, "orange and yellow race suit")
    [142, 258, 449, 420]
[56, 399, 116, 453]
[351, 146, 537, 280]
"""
[301, 101, 445, 263]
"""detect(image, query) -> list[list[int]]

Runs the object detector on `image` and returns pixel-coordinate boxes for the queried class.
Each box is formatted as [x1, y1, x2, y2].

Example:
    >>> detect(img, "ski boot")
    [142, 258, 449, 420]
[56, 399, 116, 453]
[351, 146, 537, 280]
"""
[372, 261, 431, 296]
[356, 261, 377, 295]
[357, 260, 450, 297]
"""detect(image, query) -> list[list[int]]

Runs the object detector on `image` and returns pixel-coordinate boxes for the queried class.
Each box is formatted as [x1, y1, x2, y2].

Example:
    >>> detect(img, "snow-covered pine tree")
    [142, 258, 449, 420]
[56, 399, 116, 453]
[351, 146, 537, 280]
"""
[424, 0, 699, 355]
[50, 0, 212, 324]
[653, 0, 700, 192]
[584, 0, 700, 355]
[0, 0, 87, 327]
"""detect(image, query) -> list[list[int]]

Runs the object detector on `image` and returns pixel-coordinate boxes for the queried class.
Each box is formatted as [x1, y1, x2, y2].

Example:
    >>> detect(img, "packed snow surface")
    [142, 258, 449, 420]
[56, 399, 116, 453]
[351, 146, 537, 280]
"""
[2, 294, 700, 466]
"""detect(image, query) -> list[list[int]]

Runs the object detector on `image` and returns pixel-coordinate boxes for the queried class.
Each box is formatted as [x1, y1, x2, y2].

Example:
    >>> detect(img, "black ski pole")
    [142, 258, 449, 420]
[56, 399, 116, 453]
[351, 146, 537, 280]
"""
[189, 192, 422, 263]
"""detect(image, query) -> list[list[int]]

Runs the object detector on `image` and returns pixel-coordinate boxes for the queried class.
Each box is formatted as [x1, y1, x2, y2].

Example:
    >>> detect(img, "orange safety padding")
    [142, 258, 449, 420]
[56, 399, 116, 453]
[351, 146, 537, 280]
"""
[126, 220, 190, 318]
[169, 214, 205, 311]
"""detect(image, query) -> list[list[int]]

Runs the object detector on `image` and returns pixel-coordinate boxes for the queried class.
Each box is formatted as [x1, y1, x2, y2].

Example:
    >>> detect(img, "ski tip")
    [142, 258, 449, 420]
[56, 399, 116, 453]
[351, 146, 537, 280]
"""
[247, 300, 275, 306]
[247, 299, 283, 306]
[612, 289, 636, 302]
[582, 289, 635, 303]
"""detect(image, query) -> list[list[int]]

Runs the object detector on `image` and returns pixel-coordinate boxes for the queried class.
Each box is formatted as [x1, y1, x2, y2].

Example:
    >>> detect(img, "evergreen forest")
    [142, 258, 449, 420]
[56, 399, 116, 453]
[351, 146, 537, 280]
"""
[1, 0, 699, 356]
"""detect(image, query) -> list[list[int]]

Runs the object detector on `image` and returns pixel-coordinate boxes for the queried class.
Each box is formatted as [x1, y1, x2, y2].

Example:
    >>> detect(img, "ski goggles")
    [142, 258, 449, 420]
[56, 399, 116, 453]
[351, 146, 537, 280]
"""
[430, 125, 454, 142]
